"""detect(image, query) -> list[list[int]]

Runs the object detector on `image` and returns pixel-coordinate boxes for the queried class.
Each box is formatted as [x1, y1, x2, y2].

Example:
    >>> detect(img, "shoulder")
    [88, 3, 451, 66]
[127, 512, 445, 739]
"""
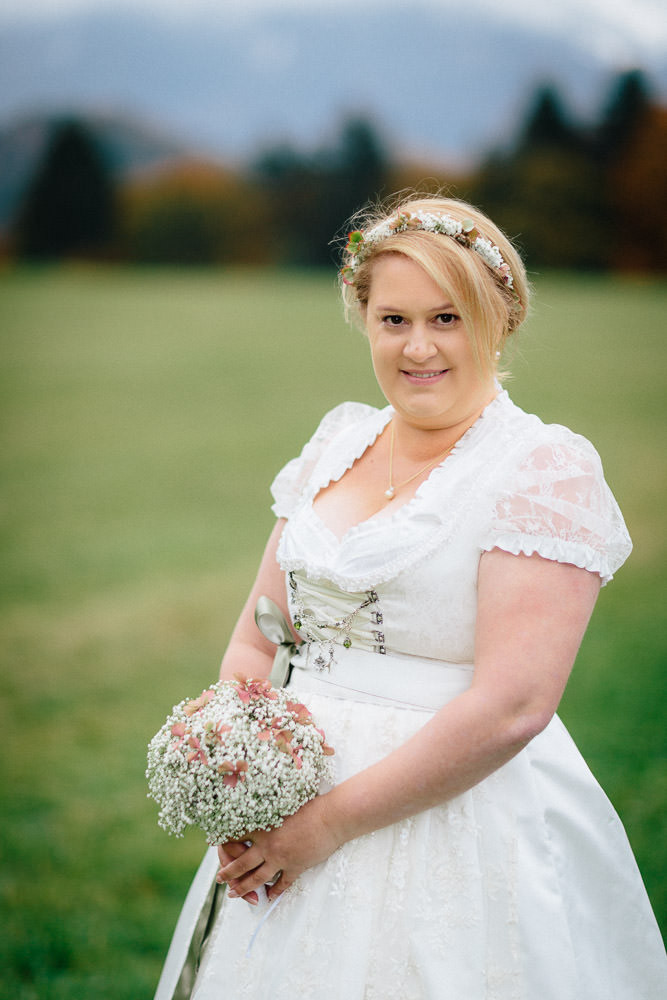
[492, 391, 604, 475]
[270, 401, 387, 519]
[307, 401, 384, 446]
[481, 393, 631, 584]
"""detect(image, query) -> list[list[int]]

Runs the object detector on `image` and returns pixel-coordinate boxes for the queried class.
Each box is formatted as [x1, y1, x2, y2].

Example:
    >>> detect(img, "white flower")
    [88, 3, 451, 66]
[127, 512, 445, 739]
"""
[344, 210, 515, 294]
[146, 677, 335, 844]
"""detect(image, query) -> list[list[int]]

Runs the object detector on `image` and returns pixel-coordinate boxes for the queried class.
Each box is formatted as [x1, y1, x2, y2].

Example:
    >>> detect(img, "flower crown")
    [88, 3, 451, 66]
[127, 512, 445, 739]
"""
[341, 210, 515, 292]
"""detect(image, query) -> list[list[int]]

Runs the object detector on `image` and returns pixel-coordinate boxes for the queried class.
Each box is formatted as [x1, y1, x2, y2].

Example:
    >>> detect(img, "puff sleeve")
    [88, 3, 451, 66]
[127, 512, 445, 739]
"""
[480, 429, 632, 585]
[270, 402, 378, 519]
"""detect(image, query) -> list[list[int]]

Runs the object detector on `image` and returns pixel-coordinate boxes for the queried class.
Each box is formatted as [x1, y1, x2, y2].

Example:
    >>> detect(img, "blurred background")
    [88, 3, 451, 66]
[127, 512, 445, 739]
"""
[1, 0, 667, 268]
[1, 1, 666, 997]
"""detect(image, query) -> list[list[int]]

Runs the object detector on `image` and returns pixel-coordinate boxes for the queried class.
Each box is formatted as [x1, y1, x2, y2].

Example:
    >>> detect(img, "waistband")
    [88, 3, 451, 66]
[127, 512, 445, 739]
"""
[287, 642, 473, 712]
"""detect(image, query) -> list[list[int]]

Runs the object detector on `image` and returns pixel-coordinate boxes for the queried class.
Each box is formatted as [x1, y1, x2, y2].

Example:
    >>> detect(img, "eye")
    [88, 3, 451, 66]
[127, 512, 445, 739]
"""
[435, 312, 458, 326]
[381, 314, 405, 327]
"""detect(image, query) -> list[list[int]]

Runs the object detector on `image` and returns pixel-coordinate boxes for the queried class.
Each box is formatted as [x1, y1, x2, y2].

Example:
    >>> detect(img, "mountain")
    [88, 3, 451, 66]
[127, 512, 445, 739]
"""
[2, 5, 665, 158]
[1, 3, 665, 230]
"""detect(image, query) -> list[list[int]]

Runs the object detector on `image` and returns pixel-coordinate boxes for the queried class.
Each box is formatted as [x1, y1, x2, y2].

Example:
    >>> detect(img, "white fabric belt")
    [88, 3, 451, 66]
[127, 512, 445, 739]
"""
[288, 643, 473, 712]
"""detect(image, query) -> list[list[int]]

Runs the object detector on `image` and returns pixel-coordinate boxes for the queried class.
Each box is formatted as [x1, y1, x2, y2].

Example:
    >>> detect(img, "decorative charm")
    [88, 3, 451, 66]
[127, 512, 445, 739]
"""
[287, 572, 387, 667]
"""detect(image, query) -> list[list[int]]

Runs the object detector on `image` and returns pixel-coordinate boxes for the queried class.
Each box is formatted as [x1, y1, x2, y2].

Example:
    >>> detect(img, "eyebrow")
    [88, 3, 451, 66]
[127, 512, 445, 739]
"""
[375, 303, 456, 312]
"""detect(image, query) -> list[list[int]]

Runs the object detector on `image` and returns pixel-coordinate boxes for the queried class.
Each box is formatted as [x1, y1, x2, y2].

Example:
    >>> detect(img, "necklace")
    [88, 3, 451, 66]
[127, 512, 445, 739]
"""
[384, 422, 459, 501]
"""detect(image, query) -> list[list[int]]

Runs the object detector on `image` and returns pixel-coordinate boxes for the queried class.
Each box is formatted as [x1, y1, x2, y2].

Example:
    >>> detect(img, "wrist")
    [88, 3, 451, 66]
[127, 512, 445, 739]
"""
[317, 785, 354, 850]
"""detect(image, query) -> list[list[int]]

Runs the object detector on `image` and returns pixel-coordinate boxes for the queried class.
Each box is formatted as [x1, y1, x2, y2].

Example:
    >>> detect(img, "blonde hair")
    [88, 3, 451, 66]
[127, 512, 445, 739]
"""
[339, 193, 530, 372]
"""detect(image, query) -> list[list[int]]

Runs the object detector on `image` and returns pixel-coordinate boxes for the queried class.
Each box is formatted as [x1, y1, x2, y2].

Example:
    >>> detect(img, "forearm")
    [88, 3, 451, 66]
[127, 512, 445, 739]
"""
[321, 686, 540, 846]
[217, 555, 599, 902]
[217, 685, 543, 900]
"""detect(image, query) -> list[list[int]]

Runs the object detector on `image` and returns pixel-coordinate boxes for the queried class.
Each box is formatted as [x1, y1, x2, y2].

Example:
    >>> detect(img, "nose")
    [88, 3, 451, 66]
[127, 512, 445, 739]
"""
[403, 324, 438, 362]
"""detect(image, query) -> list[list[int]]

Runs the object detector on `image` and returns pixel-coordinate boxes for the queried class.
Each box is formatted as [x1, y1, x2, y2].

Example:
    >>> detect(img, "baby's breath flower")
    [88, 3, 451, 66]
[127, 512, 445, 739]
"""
[342, 209, 515, 291]
[146, 676, 334, 844]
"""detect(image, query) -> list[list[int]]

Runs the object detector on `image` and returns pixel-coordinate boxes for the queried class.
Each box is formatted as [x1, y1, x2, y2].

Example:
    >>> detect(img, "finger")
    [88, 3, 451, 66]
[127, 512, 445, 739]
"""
[216, 872, 259, 905]
[219, 848, 267, 882]
[267, 872, 293, 903]
[217, 841, 249, 866]
[227, 862, 283, 899]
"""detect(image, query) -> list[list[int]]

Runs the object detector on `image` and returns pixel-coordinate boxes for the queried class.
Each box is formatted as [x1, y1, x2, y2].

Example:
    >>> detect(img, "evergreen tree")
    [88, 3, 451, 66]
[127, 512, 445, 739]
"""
[253, 116, 388, 266]
[596, 69, 652, 166]
[14, 119, 116, 259]
[516, 84, 581, 154]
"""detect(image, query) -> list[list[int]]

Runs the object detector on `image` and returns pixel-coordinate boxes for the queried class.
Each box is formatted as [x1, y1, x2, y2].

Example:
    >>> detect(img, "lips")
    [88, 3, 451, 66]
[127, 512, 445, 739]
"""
[402, 369, 448, 380]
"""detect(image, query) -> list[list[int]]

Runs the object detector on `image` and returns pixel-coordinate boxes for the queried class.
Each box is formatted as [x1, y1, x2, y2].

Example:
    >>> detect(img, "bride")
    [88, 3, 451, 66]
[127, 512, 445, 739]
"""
[155, 194, 666, 999]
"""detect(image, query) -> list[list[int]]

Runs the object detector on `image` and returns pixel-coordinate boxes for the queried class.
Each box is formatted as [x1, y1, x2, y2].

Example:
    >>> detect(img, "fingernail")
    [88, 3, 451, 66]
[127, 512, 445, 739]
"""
[247, 897, 258, 906]
[216, 875, 224, 884]
[228, 889, 239, 898]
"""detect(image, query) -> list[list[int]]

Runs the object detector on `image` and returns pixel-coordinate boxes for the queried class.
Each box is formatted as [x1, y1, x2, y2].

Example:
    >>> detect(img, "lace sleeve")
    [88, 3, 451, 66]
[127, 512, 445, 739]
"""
[270, 402, 376, 519]
[480, 430, 632, 585]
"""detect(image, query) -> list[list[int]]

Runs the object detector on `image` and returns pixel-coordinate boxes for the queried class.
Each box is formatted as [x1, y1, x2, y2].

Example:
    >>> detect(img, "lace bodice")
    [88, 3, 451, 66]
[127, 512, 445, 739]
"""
[270, 391, 631, 664]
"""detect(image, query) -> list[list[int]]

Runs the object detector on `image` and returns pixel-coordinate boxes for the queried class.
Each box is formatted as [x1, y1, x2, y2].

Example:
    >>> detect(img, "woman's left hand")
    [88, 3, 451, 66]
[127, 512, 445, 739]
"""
[216, 795, 340, 902]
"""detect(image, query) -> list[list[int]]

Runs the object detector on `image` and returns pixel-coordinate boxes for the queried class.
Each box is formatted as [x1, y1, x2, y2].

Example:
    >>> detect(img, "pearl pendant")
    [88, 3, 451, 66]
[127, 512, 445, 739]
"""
[384, 487, 396, 500]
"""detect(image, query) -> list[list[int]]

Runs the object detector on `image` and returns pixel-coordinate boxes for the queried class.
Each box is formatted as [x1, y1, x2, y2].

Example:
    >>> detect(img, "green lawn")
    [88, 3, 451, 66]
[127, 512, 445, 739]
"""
[1, 266, 665, 998]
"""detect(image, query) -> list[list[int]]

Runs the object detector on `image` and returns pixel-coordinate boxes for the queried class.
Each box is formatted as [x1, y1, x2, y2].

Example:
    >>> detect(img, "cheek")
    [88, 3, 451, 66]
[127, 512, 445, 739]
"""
[452, 331, 477, 366]
[368, 335, 397, 372]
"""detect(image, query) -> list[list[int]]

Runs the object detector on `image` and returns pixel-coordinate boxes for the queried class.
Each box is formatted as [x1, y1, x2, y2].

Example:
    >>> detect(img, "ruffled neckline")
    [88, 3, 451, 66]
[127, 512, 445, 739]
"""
[308, 389, 510, 545]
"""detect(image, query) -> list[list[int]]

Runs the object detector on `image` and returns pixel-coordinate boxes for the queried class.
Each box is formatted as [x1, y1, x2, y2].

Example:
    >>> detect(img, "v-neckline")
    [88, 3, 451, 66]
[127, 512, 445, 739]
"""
[308, 392, 503, 545]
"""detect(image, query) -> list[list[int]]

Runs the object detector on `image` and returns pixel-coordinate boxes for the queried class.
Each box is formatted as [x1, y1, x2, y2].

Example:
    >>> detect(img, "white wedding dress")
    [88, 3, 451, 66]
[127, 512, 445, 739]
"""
[158, 391, 666, 1000]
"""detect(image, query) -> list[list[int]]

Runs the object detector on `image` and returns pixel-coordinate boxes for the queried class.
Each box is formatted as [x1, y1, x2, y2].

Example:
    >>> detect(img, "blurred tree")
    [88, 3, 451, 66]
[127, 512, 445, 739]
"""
[314, 116, 388, 263]
[121, 159, 271, 265]
[595, 69, 653, 166]
[251, 145, 317, 263]
[607, 104, 667, 272]
[516, 84, 583, 154]
[13, 118, 116, 260]
[473, 148, 607, 269]
[472, 81, 608, 269]
[253, 116, 389, 266]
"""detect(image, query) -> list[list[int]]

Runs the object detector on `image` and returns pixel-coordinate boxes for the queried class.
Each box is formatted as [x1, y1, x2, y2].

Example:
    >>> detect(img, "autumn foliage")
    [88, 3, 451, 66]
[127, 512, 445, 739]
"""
[9, 71, 667, 273]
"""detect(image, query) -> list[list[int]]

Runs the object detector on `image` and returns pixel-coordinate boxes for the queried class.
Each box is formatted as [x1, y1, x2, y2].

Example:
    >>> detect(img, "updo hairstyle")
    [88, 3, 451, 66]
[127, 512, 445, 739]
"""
[340, 193, 530, 372]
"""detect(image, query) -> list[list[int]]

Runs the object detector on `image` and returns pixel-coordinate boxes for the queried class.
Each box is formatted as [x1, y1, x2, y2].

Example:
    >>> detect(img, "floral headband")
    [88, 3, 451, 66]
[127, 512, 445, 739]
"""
[341, 210, 515, 292]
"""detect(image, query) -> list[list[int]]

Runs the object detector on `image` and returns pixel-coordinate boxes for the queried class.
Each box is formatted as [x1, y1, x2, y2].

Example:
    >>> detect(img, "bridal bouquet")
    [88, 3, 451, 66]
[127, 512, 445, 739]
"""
[146, 676, 335, 844]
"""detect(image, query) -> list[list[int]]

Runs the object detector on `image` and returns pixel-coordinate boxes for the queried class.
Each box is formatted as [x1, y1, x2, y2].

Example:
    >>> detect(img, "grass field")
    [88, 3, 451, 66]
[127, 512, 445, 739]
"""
[1, 265, 665, 998]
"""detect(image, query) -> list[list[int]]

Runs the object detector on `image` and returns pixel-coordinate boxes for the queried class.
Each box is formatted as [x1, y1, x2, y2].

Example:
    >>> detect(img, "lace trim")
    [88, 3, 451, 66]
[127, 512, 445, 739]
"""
[308, 390, 508, 527]
[274, 392, 631, 591]
[481, 531, 617, 585]
[276, 394, 520, 591]
[270, 401, 384, 519]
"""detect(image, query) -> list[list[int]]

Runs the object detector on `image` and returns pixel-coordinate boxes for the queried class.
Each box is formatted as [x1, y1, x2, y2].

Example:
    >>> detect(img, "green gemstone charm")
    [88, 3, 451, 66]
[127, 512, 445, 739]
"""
[343, 638, 352, 649]
[294, 620, 302, 630]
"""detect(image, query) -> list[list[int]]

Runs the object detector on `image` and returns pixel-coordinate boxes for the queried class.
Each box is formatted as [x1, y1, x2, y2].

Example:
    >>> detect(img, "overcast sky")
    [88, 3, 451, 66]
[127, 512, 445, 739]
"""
[2, 0, 667, 61]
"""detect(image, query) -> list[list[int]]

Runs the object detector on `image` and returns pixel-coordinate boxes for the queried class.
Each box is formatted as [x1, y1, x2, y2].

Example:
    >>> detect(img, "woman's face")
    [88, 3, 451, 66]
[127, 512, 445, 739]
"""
[363, 254, 497, 431]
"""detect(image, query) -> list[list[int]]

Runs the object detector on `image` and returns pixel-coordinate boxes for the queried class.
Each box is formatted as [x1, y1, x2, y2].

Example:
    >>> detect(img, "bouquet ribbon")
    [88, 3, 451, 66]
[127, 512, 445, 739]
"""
[254, 596, 298, 688]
